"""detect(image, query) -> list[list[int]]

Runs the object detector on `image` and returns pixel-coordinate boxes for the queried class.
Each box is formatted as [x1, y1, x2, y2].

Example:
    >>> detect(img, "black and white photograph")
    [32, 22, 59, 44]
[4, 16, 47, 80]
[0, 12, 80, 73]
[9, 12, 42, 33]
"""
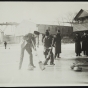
[0, 1, 88, 86]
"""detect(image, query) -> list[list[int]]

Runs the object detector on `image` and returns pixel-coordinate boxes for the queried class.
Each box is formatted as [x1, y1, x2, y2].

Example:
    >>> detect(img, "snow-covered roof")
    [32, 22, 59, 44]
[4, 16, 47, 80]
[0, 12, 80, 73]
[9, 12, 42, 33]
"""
[74, 9, 88, 20]
[36, 21, 71, 26]
[73, 23, 88, 32]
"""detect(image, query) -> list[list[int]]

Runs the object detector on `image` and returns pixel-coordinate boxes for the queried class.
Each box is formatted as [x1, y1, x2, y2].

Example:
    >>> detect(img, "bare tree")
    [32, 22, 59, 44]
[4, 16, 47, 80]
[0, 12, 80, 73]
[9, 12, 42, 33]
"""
[56, 17, 65, 26]
[63, 12, 77, 27]
[57, 19, 61, 32]
[61, 17, 65, 26]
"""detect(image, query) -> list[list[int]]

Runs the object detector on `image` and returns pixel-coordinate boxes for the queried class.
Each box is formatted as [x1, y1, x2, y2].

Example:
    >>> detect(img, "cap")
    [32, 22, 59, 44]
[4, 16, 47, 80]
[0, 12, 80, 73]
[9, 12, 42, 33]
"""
[45, 31, 49, 36]
[57, 30, 60, 32]
[34, 31, 40, 35]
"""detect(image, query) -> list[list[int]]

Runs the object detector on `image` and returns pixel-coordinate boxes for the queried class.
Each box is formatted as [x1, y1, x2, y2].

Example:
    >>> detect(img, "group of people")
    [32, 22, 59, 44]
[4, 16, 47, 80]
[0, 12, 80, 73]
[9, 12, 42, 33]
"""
[74, 32, 88, 56]
[18, 28, 88, 70]
[19, 29, 62, 70]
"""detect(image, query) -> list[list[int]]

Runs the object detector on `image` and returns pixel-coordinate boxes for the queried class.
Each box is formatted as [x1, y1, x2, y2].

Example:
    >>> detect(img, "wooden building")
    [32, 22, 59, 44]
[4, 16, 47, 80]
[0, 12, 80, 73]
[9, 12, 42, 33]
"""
[36, 23, 73, 44]
[37, 24, 73, 37]
[73, 9, 88, 35]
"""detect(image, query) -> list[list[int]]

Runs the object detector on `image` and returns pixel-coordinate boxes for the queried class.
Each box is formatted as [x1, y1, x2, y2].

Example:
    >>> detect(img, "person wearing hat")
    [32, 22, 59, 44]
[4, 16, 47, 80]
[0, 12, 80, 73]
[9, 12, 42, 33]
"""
[53, 30, 62, 58]
[45, 30, 49, 36]
[74, 33, 81, 56]
[19, 31, 40, 70]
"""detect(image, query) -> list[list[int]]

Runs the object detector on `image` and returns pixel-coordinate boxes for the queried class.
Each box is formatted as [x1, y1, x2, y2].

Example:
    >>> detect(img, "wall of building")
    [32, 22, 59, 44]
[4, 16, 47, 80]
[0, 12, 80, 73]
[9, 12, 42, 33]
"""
[37, 24, 73, 37]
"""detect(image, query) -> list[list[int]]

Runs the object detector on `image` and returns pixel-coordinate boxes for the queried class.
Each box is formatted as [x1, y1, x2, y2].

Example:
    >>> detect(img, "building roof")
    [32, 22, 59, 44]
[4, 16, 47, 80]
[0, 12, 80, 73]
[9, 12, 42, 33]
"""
[84, 10, 88, 14]
[36, 21, 71, 26]
[73, 23, 88, 32]
[79, 10, 88, 18]
[74, 9, 88, 21]
[0, 22, 19, 25]
[73, 9, 88, 32]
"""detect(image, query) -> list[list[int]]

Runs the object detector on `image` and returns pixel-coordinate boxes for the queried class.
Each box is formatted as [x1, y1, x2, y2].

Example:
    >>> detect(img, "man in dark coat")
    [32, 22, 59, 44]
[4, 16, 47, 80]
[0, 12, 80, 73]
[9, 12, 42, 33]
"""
[81, 32, 87, 56]
[53, 30, 61, 58]
[74, 33, 81, 56]
[85, 33, 88, 56]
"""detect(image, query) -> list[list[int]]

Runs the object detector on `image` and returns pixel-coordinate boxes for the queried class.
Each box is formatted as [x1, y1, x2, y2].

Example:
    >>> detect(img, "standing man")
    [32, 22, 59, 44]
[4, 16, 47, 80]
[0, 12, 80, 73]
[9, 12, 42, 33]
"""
[19, 31, 40, 70]
[43, 31, 55, 65]
[74, 33, 81, 56]
[4, 41, 7, 49]
[85, 32, 88, 56]
[81, 32, 87, 56]
[53, 30, 61, 58]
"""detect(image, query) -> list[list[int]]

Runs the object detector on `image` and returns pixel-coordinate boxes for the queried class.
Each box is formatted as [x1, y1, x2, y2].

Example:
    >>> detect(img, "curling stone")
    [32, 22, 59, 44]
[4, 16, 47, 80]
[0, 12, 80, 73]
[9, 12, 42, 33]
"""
[73, 66, 82, 72]
[70, 63, 76, 69]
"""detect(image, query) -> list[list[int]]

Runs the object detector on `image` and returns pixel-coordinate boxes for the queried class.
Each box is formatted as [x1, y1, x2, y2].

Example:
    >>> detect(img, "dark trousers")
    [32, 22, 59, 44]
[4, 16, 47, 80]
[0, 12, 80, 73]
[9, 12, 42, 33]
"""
[4, 44, 7, 49]
[44, 48, 54, 65]
[83, 50, 88, 56]
[19, 44, 34, 69]
[83, 50, 86, 55]
[86, 51, 88, 56]
[55, 52, 60, 58]
[76, 52, 80, 56]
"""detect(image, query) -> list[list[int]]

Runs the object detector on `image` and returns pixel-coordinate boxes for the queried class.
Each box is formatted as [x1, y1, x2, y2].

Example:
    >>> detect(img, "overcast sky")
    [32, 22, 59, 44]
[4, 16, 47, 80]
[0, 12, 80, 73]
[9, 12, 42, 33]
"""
[0, 2, 88, 24]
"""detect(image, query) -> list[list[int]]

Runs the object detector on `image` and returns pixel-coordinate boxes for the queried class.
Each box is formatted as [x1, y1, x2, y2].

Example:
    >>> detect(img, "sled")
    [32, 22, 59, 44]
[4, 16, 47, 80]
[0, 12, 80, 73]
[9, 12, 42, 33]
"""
[70, 61, 88, 72]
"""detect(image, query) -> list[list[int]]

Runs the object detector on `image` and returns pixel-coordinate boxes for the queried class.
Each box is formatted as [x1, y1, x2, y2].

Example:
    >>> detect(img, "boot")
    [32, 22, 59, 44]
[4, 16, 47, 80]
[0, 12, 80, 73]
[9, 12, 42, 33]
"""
[43, 59, 48, 65]
[32, 65, 36, 68]
[50, 63, 55, 65]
